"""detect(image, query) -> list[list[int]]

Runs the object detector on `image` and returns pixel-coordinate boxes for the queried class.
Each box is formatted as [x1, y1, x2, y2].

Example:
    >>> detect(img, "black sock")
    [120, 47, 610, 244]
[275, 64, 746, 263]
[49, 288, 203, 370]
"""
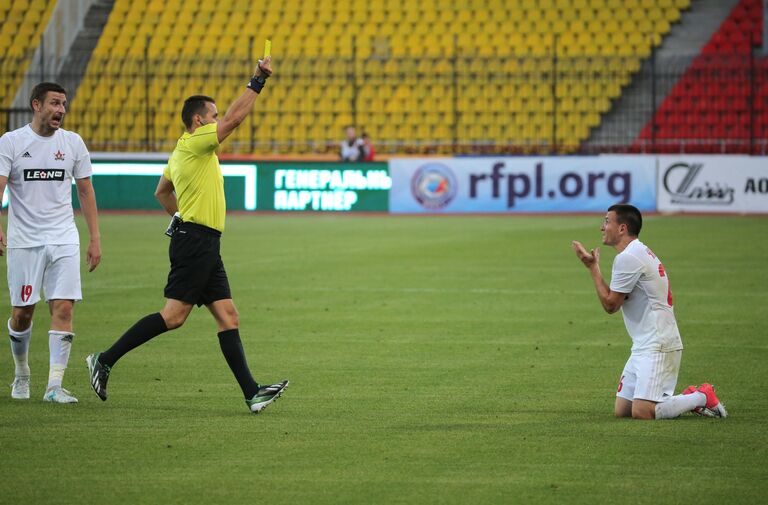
[100, 313, 169, 368]
[217, 329, 259, 399]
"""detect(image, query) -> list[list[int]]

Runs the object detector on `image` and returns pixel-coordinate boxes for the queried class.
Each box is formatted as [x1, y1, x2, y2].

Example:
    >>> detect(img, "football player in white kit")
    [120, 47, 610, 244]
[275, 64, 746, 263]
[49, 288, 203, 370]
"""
[572, 204, 727, 420]
[0, 82, 101, 403]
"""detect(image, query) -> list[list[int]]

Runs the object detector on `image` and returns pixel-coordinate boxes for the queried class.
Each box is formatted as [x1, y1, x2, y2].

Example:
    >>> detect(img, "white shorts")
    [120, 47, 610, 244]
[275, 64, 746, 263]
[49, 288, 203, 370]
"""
[6, 245, 82, 306]
[616, 350, 682, 403]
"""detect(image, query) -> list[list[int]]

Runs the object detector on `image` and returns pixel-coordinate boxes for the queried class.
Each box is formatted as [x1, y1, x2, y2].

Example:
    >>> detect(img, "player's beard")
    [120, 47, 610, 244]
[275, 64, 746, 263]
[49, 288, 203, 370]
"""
[48, 112, 63, 131]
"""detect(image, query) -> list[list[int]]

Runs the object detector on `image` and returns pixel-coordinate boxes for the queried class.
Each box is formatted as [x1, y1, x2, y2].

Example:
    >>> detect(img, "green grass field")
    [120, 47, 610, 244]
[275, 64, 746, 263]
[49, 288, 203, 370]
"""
[1, 213, 766, 504]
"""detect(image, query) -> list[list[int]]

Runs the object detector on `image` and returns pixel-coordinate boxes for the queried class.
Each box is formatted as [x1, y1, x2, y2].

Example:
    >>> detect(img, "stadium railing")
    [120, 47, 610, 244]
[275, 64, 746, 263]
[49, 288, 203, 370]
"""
[1, 51, 766, 156]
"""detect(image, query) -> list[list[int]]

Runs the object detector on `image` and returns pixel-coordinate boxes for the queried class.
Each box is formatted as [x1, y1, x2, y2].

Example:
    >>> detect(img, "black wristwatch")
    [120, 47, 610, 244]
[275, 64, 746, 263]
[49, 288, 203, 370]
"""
[247, 74, 268, 93]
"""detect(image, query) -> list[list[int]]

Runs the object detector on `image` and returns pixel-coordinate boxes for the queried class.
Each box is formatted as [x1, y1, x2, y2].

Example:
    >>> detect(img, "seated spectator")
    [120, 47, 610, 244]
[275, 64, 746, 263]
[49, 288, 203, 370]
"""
[340, 125, 365, 162]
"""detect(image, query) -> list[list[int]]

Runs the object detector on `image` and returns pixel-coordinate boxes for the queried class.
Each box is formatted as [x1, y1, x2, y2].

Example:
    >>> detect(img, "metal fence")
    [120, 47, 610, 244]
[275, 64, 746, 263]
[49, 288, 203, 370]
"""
[2, 51, 767, 155]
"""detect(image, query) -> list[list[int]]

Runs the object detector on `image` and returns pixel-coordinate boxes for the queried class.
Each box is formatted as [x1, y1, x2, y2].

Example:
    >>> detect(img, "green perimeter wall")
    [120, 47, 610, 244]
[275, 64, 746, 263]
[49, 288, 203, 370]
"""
[256, 161, 390, 212]
[69, 161, 389, 212]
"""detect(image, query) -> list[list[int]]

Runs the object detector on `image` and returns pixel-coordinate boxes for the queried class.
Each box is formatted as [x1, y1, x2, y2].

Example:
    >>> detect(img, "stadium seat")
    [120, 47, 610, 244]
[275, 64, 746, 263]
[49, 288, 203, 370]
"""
[17, 0, 699, 154]
[637, 0, 765, 154]
[0, 0, 56, 108]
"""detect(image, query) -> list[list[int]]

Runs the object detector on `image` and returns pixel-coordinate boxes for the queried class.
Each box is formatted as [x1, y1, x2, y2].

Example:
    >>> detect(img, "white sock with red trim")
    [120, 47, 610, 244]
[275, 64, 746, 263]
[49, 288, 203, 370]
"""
[47, 330, 74, 390]
[655, 392, 706, 419]
[8, 319, 32, 377]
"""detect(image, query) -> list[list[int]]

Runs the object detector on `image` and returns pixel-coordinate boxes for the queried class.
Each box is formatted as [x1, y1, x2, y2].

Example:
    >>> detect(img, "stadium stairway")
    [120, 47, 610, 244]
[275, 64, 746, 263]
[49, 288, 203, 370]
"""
[635, 0, 767, 153]
[54, 0, 116, 104]
[2, 0, 114, 133]
[0, 0, 56, 109]
[586, 0, 740, 151]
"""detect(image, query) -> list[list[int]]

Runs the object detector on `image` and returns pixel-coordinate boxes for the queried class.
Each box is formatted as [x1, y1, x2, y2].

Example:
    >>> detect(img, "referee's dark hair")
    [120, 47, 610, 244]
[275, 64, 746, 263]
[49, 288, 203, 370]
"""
[30, 82, 66, 110]
[181, 95, 215, 129]
[608, 204, 642, 237]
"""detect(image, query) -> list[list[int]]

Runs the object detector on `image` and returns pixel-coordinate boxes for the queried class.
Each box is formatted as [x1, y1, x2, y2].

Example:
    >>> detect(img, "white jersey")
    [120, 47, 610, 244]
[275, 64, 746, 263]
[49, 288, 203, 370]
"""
[610, 239, 683, 353]
[0, 124, 92, 248]
[340, 138, 364, 161]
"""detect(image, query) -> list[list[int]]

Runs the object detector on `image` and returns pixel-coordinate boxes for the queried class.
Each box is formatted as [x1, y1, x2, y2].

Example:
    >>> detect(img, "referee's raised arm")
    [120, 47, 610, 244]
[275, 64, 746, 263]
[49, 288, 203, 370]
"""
[217, 56, 273, 144]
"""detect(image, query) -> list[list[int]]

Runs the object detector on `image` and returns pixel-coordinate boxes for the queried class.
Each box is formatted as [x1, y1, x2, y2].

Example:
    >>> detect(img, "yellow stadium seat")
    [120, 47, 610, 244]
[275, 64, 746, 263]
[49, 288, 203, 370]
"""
[1, 0, 55, 107]
[54, 0, 689, 154]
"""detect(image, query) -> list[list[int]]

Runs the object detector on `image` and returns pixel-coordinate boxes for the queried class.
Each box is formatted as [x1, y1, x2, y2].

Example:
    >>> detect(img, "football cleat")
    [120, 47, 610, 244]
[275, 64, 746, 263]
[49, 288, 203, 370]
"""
[11, 376, 30, 399]
[681, 385, 698, 395]
[43, 386, 78, 403]
[246, 380, 289, 413]
[694, 407, 721, 418]
[681, 384, 727, 417]
[86, 353, 111, 401]
[695, 383, 728, 418]
[681, 384, 706, 415]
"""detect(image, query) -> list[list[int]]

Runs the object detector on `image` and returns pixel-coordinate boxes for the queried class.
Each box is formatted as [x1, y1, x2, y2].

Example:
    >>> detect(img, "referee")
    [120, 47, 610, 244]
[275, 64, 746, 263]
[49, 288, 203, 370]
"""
[87, 56, 288, 413]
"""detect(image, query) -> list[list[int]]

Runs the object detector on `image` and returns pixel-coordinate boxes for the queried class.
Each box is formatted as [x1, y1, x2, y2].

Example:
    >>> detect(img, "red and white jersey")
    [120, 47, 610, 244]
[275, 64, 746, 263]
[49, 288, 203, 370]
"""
[0, 124, 92, 248]
[610, 239, 683, 353]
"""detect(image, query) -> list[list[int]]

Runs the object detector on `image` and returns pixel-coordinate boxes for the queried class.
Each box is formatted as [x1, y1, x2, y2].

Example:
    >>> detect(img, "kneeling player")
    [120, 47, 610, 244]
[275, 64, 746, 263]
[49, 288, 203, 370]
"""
[572, 204, 727, 420]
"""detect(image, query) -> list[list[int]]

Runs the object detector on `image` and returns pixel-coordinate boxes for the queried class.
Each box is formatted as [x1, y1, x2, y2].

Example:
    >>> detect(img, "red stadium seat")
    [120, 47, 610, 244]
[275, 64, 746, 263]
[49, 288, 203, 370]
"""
[636, 0, 766, 154]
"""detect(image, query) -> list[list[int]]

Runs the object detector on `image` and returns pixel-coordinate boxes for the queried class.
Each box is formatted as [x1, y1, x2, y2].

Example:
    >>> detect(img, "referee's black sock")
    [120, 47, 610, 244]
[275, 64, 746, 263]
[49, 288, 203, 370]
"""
[217, 329, 260, 399]
[100, 313, 169, 368]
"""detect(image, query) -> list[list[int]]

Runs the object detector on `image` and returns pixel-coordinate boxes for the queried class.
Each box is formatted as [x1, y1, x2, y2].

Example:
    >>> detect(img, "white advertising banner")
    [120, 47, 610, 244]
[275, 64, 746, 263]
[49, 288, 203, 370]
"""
[390, 156, 657, 213]
[657, 156, 768, 213]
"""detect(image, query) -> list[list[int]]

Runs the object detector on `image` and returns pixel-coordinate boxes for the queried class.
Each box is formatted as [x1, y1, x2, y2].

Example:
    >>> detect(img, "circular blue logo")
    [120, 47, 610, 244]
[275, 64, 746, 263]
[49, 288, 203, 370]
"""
[411, 163, 458, 210]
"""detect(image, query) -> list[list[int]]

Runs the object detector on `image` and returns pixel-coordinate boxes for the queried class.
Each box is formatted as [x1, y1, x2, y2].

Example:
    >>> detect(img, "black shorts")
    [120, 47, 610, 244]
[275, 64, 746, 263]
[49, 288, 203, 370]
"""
[164, 222, 231, 306]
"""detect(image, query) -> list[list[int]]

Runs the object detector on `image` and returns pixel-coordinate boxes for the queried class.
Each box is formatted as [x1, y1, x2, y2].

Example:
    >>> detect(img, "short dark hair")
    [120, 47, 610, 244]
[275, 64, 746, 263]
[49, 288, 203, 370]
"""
[181, 95, 215, 128]
[608, 204, 642, 236]
[29, 82, 66, 110]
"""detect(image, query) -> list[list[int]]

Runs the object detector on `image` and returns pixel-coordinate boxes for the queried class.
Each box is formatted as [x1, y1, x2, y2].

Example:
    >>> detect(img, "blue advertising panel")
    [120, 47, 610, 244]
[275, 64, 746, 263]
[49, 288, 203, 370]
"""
[389, 156, 656, 213]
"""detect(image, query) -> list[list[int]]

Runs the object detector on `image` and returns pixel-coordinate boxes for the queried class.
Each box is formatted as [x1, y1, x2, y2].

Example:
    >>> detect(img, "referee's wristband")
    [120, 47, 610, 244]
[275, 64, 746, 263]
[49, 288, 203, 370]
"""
[247, 74, 268, 93]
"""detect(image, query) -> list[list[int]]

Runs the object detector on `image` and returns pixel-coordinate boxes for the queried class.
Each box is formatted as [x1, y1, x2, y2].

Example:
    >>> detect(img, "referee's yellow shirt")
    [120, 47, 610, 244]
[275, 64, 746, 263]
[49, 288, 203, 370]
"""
[164, 122, 226, 232]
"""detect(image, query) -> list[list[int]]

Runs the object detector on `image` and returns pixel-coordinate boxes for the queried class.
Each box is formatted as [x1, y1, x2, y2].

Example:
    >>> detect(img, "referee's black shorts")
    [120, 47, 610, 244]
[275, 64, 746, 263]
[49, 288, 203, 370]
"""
[164, 222, 231, 306]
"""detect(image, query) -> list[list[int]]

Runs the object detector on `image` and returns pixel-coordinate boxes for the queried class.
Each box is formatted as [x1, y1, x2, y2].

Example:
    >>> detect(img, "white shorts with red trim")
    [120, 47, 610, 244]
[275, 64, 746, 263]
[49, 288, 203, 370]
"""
[6, 244, 82, 306]
[616, 350, 682, 403]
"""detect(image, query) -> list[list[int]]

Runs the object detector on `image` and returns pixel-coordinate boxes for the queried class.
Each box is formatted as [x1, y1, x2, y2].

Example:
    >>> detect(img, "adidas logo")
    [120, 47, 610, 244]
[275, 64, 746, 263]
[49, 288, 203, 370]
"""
[22, 151, 31, 158]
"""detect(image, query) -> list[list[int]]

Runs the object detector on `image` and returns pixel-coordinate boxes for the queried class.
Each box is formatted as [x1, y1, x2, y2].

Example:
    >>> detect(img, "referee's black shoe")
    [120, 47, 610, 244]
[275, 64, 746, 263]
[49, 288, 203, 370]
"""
[246, 380, 289, 413]
[86, 353, 111, 401]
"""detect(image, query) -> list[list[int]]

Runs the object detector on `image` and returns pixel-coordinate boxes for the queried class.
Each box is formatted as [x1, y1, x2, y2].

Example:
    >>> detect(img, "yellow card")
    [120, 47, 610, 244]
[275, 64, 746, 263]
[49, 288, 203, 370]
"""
[264, 39, 271, 58]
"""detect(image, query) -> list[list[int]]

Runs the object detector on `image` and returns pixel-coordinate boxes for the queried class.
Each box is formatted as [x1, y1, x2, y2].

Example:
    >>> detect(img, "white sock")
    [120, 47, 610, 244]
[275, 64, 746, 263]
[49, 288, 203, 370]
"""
[47, 330, 74, 390]
[8, 318, 32, 377]
[655, 392, 706, 419]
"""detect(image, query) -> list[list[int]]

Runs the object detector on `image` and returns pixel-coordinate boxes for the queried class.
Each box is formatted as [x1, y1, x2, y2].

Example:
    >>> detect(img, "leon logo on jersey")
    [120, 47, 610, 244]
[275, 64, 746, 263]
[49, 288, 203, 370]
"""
[23, 169, 66, 181]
